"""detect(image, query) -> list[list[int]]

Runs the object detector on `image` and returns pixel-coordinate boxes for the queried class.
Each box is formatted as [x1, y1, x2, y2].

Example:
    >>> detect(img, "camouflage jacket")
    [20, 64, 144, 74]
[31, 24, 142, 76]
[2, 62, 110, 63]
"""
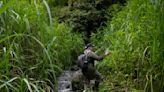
[84, 49, 104, 66]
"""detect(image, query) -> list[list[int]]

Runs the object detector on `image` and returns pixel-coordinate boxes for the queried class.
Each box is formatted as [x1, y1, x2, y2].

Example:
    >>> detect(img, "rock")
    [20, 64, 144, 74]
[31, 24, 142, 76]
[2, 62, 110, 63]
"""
[58, 66, 84, 92]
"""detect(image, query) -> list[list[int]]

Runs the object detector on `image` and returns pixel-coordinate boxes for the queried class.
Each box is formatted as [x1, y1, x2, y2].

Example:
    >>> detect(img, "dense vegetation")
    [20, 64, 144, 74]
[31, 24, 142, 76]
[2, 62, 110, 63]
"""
[0, 0, 83, 91]
[92, 0, 164, 91]
[51, 0, 126, 44]
[0, 0, 163, 92]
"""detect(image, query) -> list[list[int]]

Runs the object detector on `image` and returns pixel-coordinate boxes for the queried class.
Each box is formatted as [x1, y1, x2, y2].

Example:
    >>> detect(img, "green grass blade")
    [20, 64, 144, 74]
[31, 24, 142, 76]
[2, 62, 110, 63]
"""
[0, 77, 19, 89]
[43, 0, 52, 29]
[23, 78, 33, 92]
[30, 83, 40, 92]
[0, 0, 16, 15]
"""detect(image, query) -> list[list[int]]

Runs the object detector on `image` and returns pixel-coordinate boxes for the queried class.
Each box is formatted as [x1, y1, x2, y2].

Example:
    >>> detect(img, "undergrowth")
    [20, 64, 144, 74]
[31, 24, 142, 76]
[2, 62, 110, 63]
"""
[0, 0, 83, 91]
[92, 0, 164, 92]
[0, 0, 163, 92]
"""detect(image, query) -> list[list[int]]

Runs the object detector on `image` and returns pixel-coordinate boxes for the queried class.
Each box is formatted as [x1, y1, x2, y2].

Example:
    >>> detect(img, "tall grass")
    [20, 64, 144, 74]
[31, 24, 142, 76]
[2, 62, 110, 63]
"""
[155, 0, 164, 91]
[0, 0, 83, 91]
[91, 0, 164, 91]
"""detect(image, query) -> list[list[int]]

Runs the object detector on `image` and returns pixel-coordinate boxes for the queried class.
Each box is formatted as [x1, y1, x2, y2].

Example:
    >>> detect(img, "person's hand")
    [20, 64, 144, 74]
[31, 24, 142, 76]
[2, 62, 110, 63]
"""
[104, 49, 111, 56]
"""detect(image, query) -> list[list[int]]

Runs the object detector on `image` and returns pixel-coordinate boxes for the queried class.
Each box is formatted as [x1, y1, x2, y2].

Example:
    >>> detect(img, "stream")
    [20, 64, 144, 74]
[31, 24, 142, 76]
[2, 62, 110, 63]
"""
[58, 66, 84, 92]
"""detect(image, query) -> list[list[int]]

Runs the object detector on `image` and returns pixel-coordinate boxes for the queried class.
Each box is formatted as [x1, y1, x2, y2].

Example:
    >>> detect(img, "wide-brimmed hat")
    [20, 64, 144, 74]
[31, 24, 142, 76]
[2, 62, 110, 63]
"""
[85, 43, 95, 49]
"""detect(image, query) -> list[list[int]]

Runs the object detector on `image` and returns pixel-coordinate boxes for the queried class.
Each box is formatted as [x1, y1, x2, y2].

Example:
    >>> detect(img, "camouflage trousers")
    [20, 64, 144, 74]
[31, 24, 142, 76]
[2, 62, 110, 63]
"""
[82, 63, 102, 91]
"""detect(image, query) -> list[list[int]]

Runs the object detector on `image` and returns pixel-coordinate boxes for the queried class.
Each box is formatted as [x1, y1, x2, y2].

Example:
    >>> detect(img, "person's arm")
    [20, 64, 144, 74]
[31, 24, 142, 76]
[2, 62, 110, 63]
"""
[88, 51, 104, 61]
[88, 49, 111, 61]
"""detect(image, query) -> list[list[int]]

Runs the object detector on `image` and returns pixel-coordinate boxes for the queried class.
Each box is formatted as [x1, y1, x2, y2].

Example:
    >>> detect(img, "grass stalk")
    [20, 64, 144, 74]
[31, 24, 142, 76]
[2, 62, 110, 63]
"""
[43, 0, 52, 29]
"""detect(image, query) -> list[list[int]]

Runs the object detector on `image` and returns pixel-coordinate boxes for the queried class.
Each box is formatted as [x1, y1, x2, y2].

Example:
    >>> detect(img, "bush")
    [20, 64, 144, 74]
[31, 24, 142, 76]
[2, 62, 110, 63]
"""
[0, 0, 83, 91]
[91, 0, 164, 91]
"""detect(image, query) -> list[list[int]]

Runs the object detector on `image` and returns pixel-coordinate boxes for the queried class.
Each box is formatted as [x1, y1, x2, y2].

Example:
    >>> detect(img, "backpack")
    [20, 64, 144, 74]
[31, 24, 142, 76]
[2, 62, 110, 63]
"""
[77, 53, 89, 69]
[77, 53, 96, 79]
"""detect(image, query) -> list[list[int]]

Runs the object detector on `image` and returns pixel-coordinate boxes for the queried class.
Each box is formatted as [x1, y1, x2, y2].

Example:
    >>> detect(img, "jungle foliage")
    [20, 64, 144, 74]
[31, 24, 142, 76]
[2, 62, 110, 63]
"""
[52, 0, 126, 44]
[0, 0, 83, 91]
[91, 0, 164, 91]
[0, 0, 163, 92]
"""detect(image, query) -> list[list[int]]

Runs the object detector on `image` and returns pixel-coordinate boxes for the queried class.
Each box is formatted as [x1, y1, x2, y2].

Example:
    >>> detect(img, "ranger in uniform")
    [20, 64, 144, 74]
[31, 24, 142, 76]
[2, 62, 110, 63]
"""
[77, 43, 110, 91]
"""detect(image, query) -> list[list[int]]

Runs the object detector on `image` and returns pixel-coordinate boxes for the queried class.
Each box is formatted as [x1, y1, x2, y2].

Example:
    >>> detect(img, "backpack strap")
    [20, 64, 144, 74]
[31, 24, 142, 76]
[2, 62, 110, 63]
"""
[84, 50, 91, 63]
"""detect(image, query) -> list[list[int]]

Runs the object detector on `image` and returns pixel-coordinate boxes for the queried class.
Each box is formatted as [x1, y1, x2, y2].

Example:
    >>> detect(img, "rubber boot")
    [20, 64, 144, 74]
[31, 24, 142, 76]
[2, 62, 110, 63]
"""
[92, 80, 99, 91]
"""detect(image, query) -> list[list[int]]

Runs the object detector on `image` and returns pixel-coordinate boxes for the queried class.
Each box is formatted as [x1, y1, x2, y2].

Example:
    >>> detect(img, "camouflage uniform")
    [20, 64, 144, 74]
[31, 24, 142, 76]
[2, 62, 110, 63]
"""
[77, 49, 104, 91]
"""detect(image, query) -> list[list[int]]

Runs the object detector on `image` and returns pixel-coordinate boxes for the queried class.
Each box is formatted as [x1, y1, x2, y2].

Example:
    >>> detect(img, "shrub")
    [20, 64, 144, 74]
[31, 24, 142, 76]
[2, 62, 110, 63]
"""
[91, 0, 164, 91]
[0, 0, 83, 91]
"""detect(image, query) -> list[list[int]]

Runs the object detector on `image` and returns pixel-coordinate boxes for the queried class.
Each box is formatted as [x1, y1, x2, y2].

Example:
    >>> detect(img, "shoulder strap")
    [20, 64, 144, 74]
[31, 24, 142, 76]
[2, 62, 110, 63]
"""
[84, 50, 91, 61]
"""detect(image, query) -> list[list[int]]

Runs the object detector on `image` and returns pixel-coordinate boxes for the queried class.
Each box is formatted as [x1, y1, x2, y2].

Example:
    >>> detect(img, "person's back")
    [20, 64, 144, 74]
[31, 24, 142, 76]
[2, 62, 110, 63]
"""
[84, 49, 103, 66]
[82, 49, 104, 80]
[77, 43, 110, 91]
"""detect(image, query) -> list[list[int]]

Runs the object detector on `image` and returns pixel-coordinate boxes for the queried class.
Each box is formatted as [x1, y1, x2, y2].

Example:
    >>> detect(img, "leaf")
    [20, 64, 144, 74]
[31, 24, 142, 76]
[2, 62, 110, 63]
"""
[43, 0, 52, 29]
[0, 77, 19, 89]
[23, 78, 33, 92]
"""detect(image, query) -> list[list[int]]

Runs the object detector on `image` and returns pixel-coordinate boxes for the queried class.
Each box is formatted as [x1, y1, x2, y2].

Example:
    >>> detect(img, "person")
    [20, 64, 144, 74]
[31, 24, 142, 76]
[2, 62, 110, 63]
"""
[77, 43, 110, 91]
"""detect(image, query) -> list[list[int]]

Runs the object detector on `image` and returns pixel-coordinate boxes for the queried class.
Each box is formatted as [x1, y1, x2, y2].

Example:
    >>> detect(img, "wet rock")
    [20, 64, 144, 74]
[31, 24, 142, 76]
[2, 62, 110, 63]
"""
[58, 66, 84, 92]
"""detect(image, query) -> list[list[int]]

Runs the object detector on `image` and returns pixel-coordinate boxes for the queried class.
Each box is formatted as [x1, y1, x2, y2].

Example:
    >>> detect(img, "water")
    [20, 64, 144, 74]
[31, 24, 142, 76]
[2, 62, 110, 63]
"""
[58, 66, 84, 92]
